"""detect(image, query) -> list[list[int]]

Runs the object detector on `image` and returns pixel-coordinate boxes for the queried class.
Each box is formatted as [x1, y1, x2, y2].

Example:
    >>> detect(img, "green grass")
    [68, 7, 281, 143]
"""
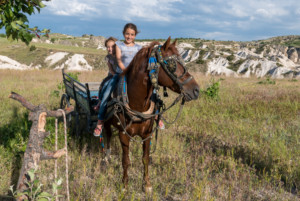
[0, 71, 299, 200]
[284, 40, 300, 48]
[0, 38, 107, 69]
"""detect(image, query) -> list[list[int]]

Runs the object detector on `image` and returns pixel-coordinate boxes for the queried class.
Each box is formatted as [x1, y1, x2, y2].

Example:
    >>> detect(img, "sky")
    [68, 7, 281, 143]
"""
[12, 0, 300, 41]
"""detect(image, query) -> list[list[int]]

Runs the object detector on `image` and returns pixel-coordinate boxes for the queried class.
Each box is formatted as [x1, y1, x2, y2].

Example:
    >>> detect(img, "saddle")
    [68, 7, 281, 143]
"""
[104, 75, 156, 122]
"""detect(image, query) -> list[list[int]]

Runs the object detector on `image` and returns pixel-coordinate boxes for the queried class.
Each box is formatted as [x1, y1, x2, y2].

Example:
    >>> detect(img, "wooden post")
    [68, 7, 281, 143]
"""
[9, 92, 74, 199]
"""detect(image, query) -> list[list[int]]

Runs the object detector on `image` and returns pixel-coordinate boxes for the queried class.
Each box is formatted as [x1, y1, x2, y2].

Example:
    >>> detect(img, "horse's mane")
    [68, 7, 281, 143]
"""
[122, 41, 160, 76]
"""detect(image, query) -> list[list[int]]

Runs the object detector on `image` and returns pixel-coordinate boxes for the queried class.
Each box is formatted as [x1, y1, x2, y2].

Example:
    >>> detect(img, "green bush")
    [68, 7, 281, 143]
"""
[255, 45, 265, 54]
[201, 79, 220, 100]
[11, 168, 63, 200]
[196, 59, 205, 64]
[226, 54, 235, 62]
[257, 77, 276, 85]
[228, 59, 246, 72]
[51, 72, 80, 98]
[29, 45, 36, 51]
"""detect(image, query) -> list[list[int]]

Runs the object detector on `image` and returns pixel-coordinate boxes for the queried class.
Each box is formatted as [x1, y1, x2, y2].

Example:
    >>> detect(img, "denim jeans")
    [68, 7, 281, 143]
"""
[98, 74, 113, 99]
[98, 74, 120, 120]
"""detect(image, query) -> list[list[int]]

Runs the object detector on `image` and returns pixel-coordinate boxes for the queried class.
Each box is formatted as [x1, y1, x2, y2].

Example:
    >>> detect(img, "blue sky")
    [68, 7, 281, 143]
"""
[14, 0, 300, 41]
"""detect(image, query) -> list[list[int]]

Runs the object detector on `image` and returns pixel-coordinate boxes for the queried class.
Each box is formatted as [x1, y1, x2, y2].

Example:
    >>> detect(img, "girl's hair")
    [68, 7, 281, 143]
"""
[122, 23, 140, 35]
[104, 36, 117, 47]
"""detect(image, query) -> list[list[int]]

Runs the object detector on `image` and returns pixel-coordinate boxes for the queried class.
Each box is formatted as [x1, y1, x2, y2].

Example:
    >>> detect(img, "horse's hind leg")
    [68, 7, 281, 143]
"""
[142, 138, 152, 194]
[119, 133, 130, 189]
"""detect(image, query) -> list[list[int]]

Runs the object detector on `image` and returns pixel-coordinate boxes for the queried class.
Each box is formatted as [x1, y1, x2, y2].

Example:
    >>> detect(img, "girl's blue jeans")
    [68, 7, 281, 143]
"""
[98, 74, 120, 120]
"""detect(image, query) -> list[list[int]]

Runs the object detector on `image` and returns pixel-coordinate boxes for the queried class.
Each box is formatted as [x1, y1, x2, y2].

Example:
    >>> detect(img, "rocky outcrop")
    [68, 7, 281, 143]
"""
[0, 55, 38, 70]
[2, 35, 300, 79]
[178, 40, 300, 79]
[287, 48, 299, 63]
[54, 54, 92, 71]
[207, 57, 238, 77]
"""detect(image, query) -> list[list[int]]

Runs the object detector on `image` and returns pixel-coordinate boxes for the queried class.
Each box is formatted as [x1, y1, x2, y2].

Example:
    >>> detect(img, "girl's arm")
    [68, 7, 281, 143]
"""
[116, 45, 126, 71]
[107, 61, 115, 75]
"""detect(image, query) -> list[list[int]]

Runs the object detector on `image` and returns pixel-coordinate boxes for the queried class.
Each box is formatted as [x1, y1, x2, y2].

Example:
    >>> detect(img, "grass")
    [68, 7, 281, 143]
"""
[0, 70, 299, 200]
[284, 40, 300, 48]
[0, 38, 107, 69]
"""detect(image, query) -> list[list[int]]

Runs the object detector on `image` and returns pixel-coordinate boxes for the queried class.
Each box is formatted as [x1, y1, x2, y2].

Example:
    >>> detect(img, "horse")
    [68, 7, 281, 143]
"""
[103, 37, 199, 193]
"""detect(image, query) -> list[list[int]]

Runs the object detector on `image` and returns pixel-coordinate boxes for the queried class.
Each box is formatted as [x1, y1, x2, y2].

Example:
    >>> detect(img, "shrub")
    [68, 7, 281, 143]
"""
[226, 54, 235, 62]
[196, 59, 205, 64]
[257, 77, 276, 85]
[255, 45, 265, 54]
[11, 168, 63, 200]
[29, 45, 36, 51]
[201, 79, 220, 100]
[228, 59, 246, 72]
[51, 72, 80, 98]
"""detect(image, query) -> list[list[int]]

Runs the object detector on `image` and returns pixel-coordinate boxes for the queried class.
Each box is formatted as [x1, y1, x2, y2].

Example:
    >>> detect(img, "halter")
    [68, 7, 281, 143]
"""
[148, 45, 194, 92]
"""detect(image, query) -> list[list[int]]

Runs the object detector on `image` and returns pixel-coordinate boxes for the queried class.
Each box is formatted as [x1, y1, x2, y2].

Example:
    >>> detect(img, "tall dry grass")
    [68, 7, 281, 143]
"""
[0, 70, 299, 200]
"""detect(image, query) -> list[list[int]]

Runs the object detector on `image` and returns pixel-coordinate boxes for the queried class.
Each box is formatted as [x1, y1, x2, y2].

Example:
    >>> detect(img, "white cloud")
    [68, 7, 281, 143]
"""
[202, 32, 235, 40]
[225, 4, 249, 18]
[41, 0, 300, 41]
[45, 0, 183, 22]
[45, 0, 97, 16]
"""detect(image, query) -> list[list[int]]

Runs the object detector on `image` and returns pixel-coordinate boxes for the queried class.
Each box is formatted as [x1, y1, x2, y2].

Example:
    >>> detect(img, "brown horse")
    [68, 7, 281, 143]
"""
[103, 37, 199, 193]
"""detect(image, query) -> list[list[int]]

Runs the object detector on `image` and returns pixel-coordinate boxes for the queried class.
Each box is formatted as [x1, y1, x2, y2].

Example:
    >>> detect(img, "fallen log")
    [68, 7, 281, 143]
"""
[9, 92, 74, 199]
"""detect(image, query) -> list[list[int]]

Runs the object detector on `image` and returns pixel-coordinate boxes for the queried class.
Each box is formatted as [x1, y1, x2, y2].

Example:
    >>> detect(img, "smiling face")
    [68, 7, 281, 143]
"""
[123, 28, 136, 45]
[106, 40, 115, 55]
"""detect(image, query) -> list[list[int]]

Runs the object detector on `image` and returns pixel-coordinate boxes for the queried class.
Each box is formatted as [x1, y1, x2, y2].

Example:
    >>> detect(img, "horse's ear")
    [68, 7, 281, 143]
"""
[172, 39, 177, 46]
[162, 36, 171, 51]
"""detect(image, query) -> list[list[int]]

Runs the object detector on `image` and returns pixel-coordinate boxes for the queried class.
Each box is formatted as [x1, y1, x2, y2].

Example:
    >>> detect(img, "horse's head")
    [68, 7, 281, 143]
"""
[150, 37, 199, 101]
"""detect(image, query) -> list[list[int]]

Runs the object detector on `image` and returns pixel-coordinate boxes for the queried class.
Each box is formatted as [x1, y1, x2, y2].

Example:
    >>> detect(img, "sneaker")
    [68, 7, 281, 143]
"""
[158, 120, 165, 130]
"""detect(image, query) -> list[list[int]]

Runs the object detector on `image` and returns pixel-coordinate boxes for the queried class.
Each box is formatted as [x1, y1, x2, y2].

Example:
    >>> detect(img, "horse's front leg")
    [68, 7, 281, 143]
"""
[143, 138, 152, 194]
[119, 132, 130, 189]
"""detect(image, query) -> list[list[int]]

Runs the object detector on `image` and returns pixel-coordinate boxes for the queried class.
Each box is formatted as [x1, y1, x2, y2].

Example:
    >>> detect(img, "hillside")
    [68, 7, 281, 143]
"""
[0, 34, 300, 79]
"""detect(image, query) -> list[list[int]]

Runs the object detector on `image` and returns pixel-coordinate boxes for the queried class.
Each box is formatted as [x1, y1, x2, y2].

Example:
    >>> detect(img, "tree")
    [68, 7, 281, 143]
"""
[0, 0, 50, 45]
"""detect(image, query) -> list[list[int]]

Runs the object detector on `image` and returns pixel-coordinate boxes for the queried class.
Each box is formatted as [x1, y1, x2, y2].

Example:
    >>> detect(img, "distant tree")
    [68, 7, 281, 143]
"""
[0, 0, 50, 45]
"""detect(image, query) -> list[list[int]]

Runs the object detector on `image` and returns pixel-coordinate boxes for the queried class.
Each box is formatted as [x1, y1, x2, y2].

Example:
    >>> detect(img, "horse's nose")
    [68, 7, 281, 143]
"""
[193, 87, 199, 98]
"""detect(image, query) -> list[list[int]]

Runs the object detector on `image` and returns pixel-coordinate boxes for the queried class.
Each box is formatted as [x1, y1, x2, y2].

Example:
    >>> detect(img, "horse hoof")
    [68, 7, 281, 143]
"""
[143, 185, 153, 194]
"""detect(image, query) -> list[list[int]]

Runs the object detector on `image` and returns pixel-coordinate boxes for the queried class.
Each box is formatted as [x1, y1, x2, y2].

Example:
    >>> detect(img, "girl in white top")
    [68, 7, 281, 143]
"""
[93, 23, 143, 136]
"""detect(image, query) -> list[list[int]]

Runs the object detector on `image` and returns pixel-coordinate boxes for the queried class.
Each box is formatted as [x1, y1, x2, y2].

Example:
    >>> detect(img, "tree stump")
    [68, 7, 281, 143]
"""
[9, 92, 74, 199]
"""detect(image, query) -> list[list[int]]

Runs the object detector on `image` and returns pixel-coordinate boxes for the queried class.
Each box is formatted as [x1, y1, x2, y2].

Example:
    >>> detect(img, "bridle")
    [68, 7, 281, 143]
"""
[148, 45, 194, 92]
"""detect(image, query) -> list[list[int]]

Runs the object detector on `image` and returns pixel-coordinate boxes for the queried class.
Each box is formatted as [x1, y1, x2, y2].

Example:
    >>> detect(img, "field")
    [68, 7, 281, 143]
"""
[0, 70, 299, 200]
